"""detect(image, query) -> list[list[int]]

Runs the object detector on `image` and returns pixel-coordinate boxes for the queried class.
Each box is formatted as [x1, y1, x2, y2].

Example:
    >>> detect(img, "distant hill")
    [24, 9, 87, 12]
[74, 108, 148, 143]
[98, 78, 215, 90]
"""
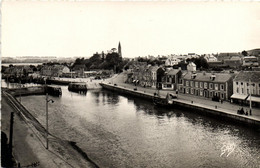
[247, 48, 260, 56]
[2, 56, 76, 63]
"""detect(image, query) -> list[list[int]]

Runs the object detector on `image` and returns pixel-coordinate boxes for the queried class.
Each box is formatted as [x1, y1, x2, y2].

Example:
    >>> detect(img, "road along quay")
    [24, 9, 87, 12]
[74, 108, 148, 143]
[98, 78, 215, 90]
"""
[1, 88, 99, 168]
[100, 82, 260, 128]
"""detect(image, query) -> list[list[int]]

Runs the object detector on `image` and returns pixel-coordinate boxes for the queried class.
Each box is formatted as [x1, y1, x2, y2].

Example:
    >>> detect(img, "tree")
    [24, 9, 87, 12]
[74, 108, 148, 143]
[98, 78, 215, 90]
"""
[72, 50, 127, 72]
[242, 50, 248, 56]
[199, 57, 209, 69]
[188, 56, 209, 70]
[102, 51, 105, 62]
[89, 53, 101, 62]
[111, 48, 117, 53]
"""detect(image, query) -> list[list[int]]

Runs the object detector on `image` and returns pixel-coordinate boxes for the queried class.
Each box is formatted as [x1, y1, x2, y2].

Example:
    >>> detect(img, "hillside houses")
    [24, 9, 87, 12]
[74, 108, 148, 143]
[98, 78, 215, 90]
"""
[41, 65, 70, 77]
[217, 53, 240, 62]
[224, 56, 242, 69]
[205, 54, 218, 62]
[165, 58, 181, 67]
[243, 56, 259, 67]
[4, 66, 34, 76]
[187, 62, 196, 72]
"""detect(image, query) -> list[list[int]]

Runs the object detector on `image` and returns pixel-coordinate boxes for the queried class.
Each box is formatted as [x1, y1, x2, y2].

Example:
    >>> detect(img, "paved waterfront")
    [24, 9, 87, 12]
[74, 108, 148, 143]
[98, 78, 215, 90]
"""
[106, 73, 260, 122]
[1, 91, 97, 168]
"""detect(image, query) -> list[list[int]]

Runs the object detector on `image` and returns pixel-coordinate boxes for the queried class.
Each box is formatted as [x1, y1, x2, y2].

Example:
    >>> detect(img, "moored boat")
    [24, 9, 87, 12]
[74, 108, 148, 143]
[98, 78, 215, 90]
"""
[46, 85, 62, 97]
[153, 93, 177, 107]
[68, 82, 88, 92]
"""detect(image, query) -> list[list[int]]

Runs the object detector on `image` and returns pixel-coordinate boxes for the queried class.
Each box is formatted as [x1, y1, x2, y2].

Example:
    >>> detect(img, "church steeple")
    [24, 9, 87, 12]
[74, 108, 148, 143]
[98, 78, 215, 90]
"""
[118, 41, 122, 58]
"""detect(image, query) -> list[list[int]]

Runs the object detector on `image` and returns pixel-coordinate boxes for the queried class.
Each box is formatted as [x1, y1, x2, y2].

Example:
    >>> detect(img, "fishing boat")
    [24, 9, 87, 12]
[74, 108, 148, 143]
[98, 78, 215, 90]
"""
[153, 93, 177, 107]
[68, 82, 88, 93]
[46, 85, 62, 97]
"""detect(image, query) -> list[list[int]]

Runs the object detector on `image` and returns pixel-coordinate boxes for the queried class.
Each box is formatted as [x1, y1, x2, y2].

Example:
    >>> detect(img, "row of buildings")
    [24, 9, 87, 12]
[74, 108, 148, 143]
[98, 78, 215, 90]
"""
[3, 65, 72, 78]
[3, 64, 114, 79]
[164, 54, 259, 69]
[126, 62, 260, 107]
[136, 50, 260, 70]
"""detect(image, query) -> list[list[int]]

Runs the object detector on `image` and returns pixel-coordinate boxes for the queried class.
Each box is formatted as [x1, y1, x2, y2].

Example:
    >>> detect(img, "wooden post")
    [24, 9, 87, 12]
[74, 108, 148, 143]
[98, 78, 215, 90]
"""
[46, 93, 49, 149]
[9, 112, 14, 160]
[249, 79, 252, 115]
[19, 80, 21, 102]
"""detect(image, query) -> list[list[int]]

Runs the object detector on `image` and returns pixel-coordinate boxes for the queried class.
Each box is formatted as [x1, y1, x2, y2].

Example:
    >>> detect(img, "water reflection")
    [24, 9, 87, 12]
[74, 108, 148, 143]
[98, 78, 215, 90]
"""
[68, 90, 87, 96]
[91, 91, 120, 106]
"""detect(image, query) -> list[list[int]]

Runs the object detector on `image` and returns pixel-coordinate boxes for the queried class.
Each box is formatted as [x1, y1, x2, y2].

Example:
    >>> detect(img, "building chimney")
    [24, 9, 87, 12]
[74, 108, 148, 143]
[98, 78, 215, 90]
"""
[210, 73, 216, 80]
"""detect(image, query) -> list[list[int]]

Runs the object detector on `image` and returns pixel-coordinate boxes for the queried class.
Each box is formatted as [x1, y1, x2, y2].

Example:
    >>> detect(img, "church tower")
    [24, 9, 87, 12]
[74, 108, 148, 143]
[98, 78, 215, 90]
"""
[118, 41, 122, 58]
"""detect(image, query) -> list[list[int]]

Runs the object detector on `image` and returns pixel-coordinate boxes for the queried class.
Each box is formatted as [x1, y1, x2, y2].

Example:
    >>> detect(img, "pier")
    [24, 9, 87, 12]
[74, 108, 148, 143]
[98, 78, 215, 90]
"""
[4, 86, 46, 97]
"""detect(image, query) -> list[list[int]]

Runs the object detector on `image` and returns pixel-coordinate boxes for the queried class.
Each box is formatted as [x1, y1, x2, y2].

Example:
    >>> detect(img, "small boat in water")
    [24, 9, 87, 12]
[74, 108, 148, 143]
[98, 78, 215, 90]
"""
[46, 85, 62, 97]
[68, 82, 88, 93]
[153, 93, 177, 107]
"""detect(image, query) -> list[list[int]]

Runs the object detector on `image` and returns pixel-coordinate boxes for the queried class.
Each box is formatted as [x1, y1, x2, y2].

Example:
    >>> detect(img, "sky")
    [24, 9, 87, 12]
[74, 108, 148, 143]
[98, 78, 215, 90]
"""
[1, 1, 260, 58]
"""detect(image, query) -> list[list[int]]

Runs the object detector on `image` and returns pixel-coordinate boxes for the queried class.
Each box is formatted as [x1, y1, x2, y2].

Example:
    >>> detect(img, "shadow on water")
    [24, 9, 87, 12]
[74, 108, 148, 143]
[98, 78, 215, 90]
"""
[68, 90, 87, 96]
[91, 91, 120, 105]
[69, 141, 99, 168]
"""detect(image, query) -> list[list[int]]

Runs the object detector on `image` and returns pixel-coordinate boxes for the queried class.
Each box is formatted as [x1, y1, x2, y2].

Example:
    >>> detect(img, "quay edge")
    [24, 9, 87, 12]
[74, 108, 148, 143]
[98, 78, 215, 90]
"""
[3, 86, 46, 97]
[100, 83, 260, 128]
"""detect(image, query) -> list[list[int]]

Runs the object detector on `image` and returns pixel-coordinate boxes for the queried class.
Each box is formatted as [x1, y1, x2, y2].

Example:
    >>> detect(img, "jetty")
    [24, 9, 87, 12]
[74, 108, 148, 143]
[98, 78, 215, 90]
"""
[3, 86, 46, 97]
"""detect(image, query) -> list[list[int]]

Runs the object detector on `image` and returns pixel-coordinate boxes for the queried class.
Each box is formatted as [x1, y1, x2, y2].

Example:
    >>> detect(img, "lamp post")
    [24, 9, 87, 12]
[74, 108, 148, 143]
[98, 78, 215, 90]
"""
[19, 79, 21, 103]
[45, 79, 54, 149]
[249, 79, 252, 115]
[45, 93, 54, 149]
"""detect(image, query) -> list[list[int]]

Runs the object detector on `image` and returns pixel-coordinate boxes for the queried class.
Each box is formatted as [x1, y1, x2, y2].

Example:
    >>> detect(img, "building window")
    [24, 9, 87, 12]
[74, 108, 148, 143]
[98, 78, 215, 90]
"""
[191, 88, 194, 94]
[221, 93, 224, 99]
[200, 82, 203, 88]
[237, 87, 239, 94]
[209, 91, 213, 97]
[209, 83, 213, 89]
[215, 84, 218, 90]
[186, 88, 189, 94]
[204, 82, 208, 89]
[200, 90, 203, 96]
[167, 84, 172, 88]
[190, 81, 193, 87]
[242, 88, 244, 94]
[220, 84, 224, 90]
[241, 82, 243, 85]
[186, 81, 189, 87]
[195, 82, 198, 88]
[236, 82, 238, 85]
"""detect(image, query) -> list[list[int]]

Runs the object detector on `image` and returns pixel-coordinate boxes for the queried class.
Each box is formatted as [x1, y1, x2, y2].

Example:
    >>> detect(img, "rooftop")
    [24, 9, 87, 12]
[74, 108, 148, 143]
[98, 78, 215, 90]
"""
[165, 69, 181, 75]
[183, 72, 235, 82]
[234, 71, 260, 83]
